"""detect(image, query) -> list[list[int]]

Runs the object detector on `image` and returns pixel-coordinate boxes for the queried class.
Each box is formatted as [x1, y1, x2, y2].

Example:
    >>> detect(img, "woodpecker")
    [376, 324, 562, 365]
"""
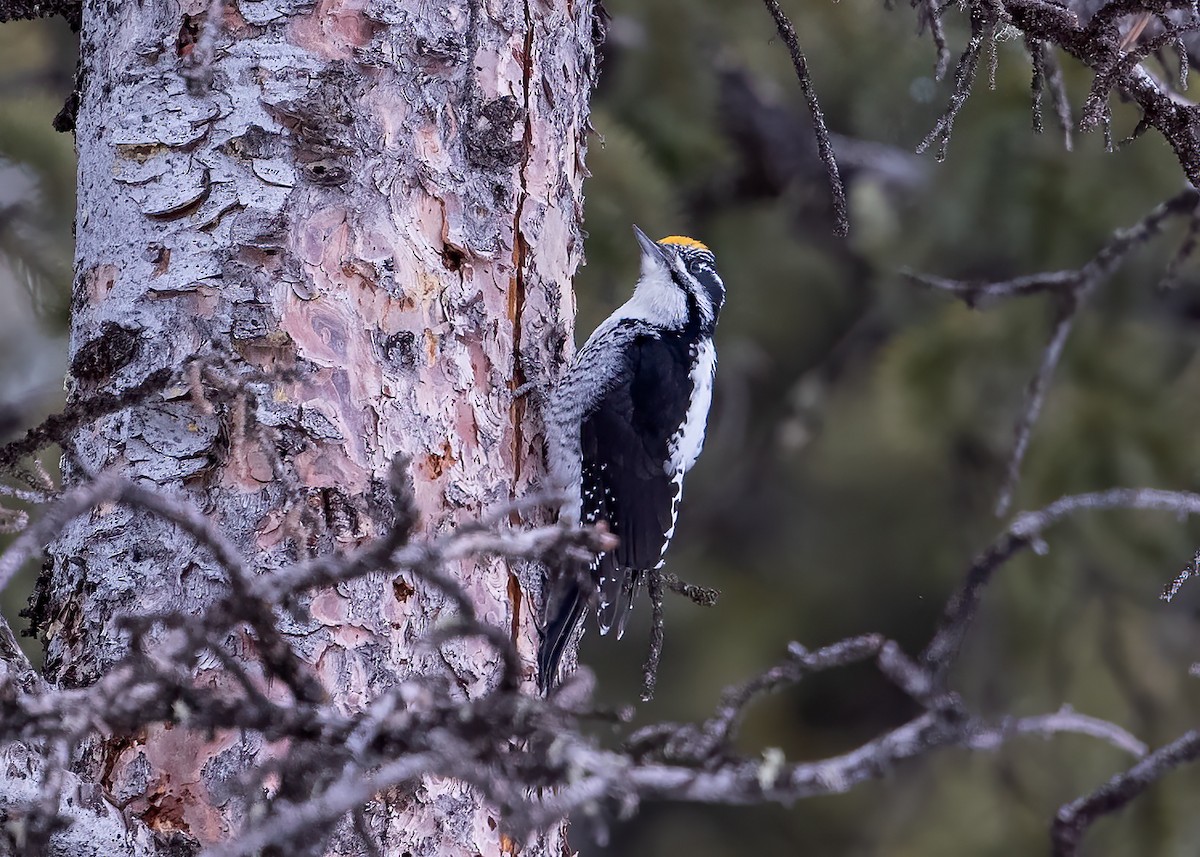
[539, 226, 725, 692]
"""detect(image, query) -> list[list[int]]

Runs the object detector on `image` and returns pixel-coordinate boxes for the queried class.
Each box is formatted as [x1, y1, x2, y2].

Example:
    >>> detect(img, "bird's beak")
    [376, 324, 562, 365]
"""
[633, 225, 670, 266]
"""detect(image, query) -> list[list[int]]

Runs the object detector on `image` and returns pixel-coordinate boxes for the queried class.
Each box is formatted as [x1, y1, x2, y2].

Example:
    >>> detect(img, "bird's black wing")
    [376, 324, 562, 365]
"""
[583, 330, 693, 636]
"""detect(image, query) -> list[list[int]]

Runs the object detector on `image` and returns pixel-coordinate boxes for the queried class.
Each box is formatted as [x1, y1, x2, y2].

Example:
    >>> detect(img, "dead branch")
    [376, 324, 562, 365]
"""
[1027, 37, 1075, 149]
[905, 188, 1200, 514]
[6, 0, 1200, 850]
[1052, 730, 1200, 856]
[964, 705, 1148, 756]
[640, 573, 666, 702]
[1161, 549, 1200, 601]
[0, 368, 172, 480]
[2, 379, 1199, 855]
[921, 487, 1200, 679]
[917, 6, 990, 161]
[919, 0, 953, 80]
[995, 292, 1078, 515]
[758, 0, 850, 237]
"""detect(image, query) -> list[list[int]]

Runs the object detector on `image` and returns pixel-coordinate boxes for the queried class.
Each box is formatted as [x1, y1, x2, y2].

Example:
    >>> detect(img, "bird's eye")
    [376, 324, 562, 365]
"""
[687, 259, 706, 276]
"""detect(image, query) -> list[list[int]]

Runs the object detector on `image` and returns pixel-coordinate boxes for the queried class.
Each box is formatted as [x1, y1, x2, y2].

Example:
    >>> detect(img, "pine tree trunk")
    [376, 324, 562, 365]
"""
[30, 0, 594, 852]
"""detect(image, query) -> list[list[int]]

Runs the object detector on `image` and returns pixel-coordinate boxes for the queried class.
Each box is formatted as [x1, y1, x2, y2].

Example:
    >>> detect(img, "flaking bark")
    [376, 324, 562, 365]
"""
[28, 0, 595, 852]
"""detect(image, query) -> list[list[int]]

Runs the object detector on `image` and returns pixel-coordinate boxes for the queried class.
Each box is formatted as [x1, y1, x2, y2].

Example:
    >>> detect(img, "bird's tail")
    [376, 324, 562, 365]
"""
[538, 564, 589, 695]
[598, 563, 642, 640]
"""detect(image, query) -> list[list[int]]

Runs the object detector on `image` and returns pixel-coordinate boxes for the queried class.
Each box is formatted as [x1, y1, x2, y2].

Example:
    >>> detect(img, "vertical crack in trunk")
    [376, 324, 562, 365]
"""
[507, 0, 537, 650]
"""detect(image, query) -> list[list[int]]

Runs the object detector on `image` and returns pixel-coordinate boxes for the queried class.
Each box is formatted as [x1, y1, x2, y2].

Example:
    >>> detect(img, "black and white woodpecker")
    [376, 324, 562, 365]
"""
[539, 226, 726, 692]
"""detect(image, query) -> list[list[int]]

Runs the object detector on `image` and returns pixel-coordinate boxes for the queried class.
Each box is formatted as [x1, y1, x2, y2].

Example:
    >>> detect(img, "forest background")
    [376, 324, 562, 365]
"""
[3, 1, 1200, 853]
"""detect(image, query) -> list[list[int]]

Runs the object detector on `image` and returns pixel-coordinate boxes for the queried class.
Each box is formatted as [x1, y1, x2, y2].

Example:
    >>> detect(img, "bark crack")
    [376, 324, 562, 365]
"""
[510, 0, 535, 480]
[505, 0, 537, 651]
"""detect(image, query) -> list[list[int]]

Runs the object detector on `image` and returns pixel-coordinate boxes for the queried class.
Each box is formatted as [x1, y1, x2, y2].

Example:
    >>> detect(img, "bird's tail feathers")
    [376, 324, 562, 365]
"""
[538, 563, 589, 695]
[598, 565, 642, 640]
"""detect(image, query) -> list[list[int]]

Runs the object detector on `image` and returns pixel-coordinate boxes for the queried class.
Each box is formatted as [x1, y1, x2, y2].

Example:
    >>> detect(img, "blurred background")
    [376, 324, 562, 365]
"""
[0, 17, 74, 651]
[5, 2, 1200, 854]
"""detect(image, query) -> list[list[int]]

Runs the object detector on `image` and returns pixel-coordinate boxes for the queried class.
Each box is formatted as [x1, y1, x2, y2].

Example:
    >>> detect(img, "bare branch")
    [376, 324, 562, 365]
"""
[994, 293, 1078, 516]
[922, 488, 1200, 680]
[917, 7, 989, 161]
[4, 432, 1193, 855]
[1052, 731, 1200, 856]
[906, 189, 1200, 513]
[1027, 37, 1074, 149]
[203, 753, 439, 857]
[916, 0, 953, 79]
[1161, 549, 1200, 601]
[1161, 195, 1200, 288]
[658, 571, 721, 607]
[0, 368, 171, 478]
[1042, 45, 1074, 150]
[966, 705, 1148, 757]
[0, 472, 125, 593]
[759, 0, 850, 237]
[1002, 0, 1200, 184]
[903, 267, 1081, 306]
[640, 573, 666, 702]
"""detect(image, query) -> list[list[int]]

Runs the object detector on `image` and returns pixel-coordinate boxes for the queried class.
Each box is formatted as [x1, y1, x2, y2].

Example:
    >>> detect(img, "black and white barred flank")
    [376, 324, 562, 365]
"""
[539, 227, 725, 693]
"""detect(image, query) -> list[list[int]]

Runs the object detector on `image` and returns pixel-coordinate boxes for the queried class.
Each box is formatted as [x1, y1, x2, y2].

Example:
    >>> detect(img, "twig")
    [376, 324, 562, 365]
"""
[965, 705, 1148, 757]
[5, 463, 1192, 853]
[1026, 38, 1074, 150]
[994, 293, 1078, 516]
[1160, 550, 1200, 602]
[640, 574, 665, 702]
[1042, 45, 1073, 151]
[603, 698, 1141, 809]
[921, 488, 1200, 681]
[1051, 731, 1200, 856]
[907, 181, 1199, 308]
[994, 181, 1196, 510]
[1161, 196, 1200, 288]
[1029, 35, 1047, 133]
[917, 8, 988, 161]
[902, 267, 1081, 306]
[759, 0, 850, 237]
[1003, 0, 1200, 185]
[632, 635, 933, 764]
[907, 189, 1200, 514]
[0, 368, 172, 476]
[658, 571, 720, 607]
[257, 519, 615, 606]
[920, 0, 953, 80]
[202, 753, 439, 857]
[1081, 17, 1200, 131]
[0, 472, 125, 593]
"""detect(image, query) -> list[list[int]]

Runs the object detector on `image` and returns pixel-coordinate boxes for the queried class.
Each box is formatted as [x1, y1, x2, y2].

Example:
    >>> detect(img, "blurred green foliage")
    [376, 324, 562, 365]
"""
[0, 18, 74, 664]
[0, 18, 75, 328]
[4, 2, 1200, 854]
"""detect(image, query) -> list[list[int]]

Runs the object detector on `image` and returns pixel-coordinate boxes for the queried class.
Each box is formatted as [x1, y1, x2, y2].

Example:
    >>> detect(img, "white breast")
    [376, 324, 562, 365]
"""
[656, 341, 716, 567]
[668, 340, 717, 475]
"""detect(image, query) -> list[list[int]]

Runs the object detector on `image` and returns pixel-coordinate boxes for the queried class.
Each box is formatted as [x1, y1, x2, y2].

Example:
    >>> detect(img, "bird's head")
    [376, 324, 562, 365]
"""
[633, 225, 726, 327]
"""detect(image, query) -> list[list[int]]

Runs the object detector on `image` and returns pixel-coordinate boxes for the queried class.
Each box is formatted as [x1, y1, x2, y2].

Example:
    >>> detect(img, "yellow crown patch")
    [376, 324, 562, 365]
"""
[658, 235, 709, 251]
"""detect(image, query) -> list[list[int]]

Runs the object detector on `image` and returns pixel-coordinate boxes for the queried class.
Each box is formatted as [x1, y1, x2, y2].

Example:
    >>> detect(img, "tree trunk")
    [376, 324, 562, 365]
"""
[30, 0, 594, 852]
